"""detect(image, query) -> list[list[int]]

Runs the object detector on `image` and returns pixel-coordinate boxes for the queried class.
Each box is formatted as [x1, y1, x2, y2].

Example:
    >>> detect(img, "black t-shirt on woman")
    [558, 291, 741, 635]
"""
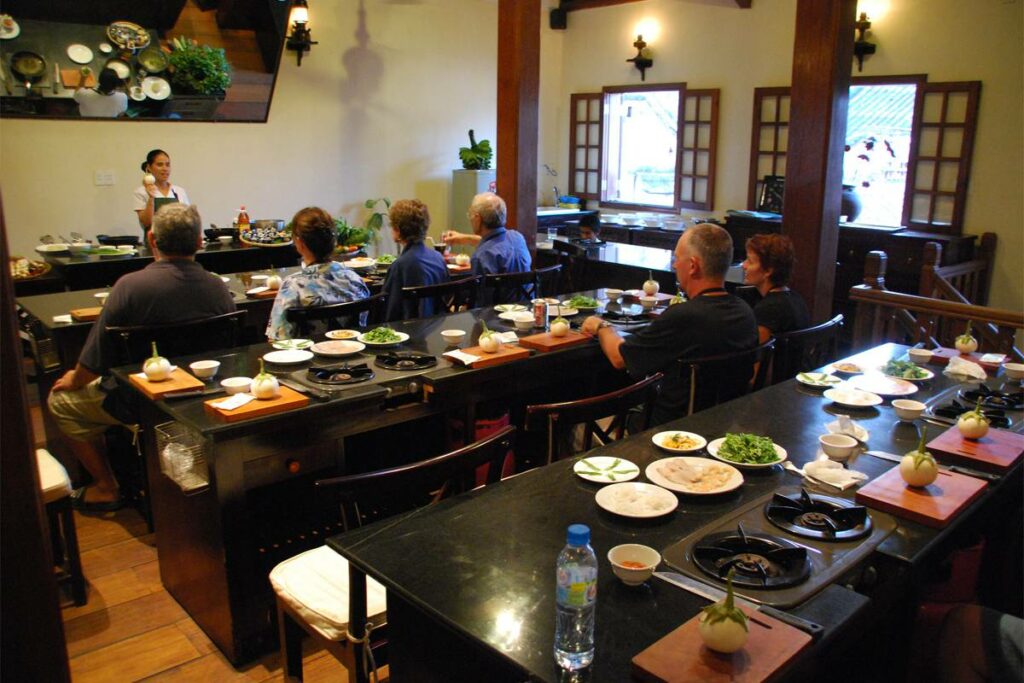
[753, 290, 810, 335]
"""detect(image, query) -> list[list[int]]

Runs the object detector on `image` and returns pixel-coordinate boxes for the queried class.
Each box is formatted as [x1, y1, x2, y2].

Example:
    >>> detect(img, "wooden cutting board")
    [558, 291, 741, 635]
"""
[622, 291, 674, 304]
[61, 69, 95, 88]
[245, 287, 278, 299]
[632, 607, 812, 683]
[446, 344, 531, 369]
[70, 306, 104, 322]
[927, 425, 1024, 473]
[129, 367, 204, 400]
[203, 385, 309, 422]
[855, 466, 987, 529]
[927, 347, 1005, 371]
[518, 330, 592, 352]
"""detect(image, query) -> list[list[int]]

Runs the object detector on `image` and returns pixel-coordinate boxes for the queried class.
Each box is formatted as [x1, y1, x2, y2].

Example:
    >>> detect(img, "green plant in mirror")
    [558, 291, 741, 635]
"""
[459, 129, 492, 170]
[168, 37, 232, 96]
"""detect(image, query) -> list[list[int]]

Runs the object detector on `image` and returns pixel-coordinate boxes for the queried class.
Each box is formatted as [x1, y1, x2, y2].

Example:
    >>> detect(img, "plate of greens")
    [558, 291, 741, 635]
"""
[573, 456, 639, 484]
[357, 327, 409, 346]
[562, 295, 600, 311]
[271, 339, 313, 351]
[375, 254, 397, 268]
[494, 304, 527, 313]
[880, 359, 934, 381]
[707, 434, 787, 469]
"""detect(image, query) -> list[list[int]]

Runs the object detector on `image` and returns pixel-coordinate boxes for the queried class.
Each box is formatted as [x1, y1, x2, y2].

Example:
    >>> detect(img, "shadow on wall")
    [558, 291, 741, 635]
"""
[340, 0, 383, 105]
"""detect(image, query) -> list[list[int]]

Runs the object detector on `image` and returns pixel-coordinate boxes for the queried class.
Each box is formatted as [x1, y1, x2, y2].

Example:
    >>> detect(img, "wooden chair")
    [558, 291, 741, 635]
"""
[550, 241, 587, 293]
[285, 293, 387, 337]
[676, 339, 775, 416]
[533, 263, 564, 298]
[769, 314, 843, 385]
[106, 309, 248, 364]
[37, 448, 86, 606]
[401, 275, 482, 317]
[271, 426, 517, 683]
[525, 374, 663, 465]
[482, 269, 536, 303]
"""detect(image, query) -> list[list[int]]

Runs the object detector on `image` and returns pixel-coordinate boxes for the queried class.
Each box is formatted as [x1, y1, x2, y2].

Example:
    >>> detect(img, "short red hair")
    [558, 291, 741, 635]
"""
[745, 233, 797, 287]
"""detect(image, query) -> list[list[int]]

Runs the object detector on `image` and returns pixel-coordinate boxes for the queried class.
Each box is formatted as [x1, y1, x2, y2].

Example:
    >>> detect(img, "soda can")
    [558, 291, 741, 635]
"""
[533, 300, 548, 329]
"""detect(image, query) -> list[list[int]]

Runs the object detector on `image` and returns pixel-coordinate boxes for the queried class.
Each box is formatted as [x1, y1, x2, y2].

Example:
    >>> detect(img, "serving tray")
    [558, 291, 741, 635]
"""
[927, 425, 1024, 473]
[129, 368, 204, 400]
[203, 385, 308, 422]
[446, 344, 530, 369]
[518, 330, 592, 352]
[855, 466, 987, 529]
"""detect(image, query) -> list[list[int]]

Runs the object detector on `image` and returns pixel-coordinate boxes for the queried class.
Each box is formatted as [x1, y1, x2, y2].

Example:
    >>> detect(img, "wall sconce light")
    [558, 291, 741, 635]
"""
[853, 12, 876, 72]
[627, 35, 654, 81]
[286, 0, 317, 66]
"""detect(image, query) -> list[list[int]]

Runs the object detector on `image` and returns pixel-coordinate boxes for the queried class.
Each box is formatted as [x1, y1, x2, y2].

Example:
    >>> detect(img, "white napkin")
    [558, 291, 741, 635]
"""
[209, 393, 255, 411]
[979, 353, 1006, 364]
[826, 417, 869, 443]
[52, 314, 72, 324]
[246, 286, 270, 296]
[804, 456, 868, 490]
[444, 350, 481, 366]
[494, 331, 519, 344]
[945, 355, 987, 380]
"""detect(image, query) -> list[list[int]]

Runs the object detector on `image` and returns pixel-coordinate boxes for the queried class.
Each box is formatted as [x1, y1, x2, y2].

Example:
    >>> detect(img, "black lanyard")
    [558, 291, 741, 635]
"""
[693, 287, 727, 298]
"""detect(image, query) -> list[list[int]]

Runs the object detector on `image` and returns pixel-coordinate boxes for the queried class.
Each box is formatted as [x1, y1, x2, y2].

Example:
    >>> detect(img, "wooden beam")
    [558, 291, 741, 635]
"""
[782, 0, 857, 321]
[497, 0, 540, 250]
[734, 0, 753, 8]
[562, 0, 645, 12]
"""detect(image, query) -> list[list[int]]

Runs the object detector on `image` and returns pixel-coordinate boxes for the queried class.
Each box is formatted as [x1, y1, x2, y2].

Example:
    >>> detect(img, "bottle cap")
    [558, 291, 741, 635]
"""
[566, 524, 590, 547]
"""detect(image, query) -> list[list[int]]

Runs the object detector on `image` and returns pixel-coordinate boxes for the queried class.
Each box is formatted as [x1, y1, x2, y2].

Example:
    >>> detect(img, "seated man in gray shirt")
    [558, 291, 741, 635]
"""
[48, 203, 236, 510]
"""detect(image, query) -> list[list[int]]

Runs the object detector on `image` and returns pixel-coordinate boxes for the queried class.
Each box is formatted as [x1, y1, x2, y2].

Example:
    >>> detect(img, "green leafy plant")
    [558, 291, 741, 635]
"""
[332, 198, 390, 248]
[364, 198, 391, 232]
[168, 37, 232, 96]
[459, 129, 492, 170]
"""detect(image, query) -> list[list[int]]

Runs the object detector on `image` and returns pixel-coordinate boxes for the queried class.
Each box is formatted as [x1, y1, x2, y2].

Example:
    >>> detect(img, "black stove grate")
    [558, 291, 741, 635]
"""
[959, 385, 1023, 412]
[306, 363, 374, 385]
[373, 352, 437, 371]
[934, 397, 1013, 428]
[764, 489, 872, 541]
[692, 524, 811, 589]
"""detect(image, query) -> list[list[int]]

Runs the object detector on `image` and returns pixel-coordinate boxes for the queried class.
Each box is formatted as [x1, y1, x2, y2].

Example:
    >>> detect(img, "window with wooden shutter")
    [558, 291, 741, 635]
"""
[678, 88, 719, 210]
[568, 93, 602, 200]
[903, 81, 981, 234]
[747, 87, 791, 210]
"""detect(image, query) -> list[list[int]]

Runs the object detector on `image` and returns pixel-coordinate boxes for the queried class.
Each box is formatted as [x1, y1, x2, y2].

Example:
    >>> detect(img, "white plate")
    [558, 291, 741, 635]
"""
[562, 299, 600, 311]
[0, 17, 21, 40]
[707, 436, 788, 469]
[357, 330, 410, 346]
[141, 76, 171, 101]
[881, 367, 935, 382]
[262, 349, 314, 365]
[97, 248, 135, 257]
[311, 340, 366, 357]
[573, 456, 639, 484]
[343, 257, 376, 270]
[271, 339, 313, 350]
[848, 374, 919, 397]
[532, 297, 560, 305]
[594, 482, 678, 518]
[35, 243, 69, 253]
[831, 362, 864, 375]
[498, 311, 534, 322]
[67, 44, 94, 64]
[250, 274, 269, 281]
[129, 86, 145, 102]
[826, 420, 870, 443]
[494, 304, 527, 312]
[548, 306, 578, 317]
[99, 42, 113, 54]
[823, 387, 884, 408]
[325, 329, 360, 340]
[106, 60, 130, 79]
[645, 457, 744, 495]
[796, 372, 842, 388]
[651, 431, 707, 453]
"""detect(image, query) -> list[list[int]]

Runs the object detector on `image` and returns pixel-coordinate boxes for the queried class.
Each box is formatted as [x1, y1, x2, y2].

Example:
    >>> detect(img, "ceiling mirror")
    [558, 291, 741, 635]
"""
[0, 0, 290, 122]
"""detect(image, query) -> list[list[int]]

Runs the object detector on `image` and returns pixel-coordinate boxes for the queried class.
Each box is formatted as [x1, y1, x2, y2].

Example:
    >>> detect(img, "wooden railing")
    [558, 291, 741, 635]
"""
[851, 250, 1023, 361]
[919, 232, 996, 306]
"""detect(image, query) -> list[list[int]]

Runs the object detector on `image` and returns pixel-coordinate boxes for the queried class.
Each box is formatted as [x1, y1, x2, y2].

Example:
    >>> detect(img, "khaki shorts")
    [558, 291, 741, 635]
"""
[48, 378, 126, 441]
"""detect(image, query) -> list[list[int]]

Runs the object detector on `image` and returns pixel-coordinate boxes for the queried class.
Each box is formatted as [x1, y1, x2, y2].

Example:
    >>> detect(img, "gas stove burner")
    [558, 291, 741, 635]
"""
[934, 398, 1013, 428]
[959, 385, 1023, 412]
[306, 363, 374, 385]
[601, 308, 646, 325]
[765, 489, 872, 541]
[692, 524, 811, 589]
[374, 352, 437, 371]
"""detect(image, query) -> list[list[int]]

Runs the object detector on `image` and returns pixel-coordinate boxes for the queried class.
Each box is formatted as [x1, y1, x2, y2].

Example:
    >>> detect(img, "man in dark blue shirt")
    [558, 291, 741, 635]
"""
[467, 192, 531, 276]
[382, 199, 449, 320]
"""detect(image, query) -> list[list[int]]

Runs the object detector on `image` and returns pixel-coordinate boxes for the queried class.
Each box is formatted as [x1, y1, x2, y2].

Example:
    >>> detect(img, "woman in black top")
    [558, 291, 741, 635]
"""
[742, 233, 810, 343]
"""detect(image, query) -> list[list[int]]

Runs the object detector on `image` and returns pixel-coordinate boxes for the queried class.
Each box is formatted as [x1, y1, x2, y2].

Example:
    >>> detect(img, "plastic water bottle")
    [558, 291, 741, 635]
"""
[554, 523, 597, 670]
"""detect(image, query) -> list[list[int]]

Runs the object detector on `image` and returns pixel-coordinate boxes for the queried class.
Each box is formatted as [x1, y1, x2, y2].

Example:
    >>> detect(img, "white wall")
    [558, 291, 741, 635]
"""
[1, 0, 498, 257]
[539, 0, 1023, 312]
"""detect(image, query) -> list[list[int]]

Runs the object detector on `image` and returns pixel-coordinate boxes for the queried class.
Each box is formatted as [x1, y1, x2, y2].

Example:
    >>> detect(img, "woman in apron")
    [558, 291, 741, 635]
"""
[134, 149, 191, 232]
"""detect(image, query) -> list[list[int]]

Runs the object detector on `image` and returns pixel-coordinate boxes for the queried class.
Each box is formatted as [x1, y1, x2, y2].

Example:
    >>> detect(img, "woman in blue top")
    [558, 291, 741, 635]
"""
[382, 199, 449, 321]
[266, 207, 370, 340]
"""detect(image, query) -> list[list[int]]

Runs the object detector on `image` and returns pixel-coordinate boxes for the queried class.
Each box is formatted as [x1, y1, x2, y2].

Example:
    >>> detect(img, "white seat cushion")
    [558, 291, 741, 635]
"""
[36, 449, 72, 504]
[270, 545, 388, 642]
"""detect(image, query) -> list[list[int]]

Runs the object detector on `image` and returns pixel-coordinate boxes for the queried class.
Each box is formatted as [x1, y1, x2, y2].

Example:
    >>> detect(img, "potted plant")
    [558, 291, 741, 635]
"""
[452, 129, 495, 233]
[459, 129, 492, 170]
[333, 198, 391, 254]
[164, 37, 232, 118]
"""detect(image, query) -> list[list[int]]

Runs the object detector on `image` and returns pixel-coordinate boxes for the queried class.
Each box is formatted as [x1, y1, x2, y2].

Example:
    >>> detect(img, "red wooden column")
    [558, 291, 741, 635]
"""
[782, 0, 857, 321]
[497, 0, 540, 252]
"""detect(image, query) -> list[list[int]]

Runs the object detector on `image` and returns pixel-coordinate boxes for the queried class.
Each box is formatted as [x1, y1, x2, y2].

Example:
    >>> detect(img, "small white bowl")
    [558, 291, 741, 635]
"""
[94, 292, 109, 305]
[68, 242, 91, 255]
[907, 348, 934, 363]
[217, 235, 234, 245]
[510, 312, 535, 332]
[604, 288, 623, 300]
[189, 360, 221, 380]
[892, 399, 926, 421]
[116, 244, 135, 252]
[819, 433, 859, 460]
[1003, 362, 1024, 380]
[608, 544, 661, 586]
[639, 295, 658, 309]
[221, 377, 252, 395]
[441, 329, 466, 346]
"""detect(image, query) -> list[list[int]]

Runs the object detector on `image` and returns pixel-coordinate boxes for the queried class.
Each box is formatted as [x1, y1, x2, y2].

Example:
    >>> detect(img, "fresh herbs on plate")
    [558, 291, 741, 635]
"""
[565, 295, 600, 309]
[717, 433, 780, 464]
[797, 372, 841, 386]
[882, 359, 929, 379]
[376, 253, 397, 264]
[362, 327, 402, 343]
[575, 457, 638, 481]
[272, 339, 312, 350]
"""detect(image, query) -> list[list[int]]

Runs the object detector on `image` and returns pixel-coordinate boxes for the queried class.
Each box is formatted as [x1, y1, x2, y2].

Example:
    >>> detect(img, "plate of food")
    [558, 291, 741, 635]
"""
[271, 339, 313, 351]
[831, 361, 863, 374]
[645, 457, 743, 495]
[823, 387, 884, 408]
[141, 76, 171, 101]
[311, 340, 366, 357]
[357, 327, 409, 346]
[106, 20, 150, 49]
[880, 359, 934, 381]
[594, 482, 678, 518]
[651, 431, 707, 453]
[494, 304, 527, 313]
[573, 456, 639, 484]
[562, 295, 600, 311]
[532, 297, 560, 306]
[1, 15, 21, 40]
[66, 44, 94, 65]
[35, 243, 69, 253]
[325, 329, 360, 340]
[848, 373, 919, 397]
[343, 257, 376, 270]
[796, 371, 843, 388]
[262, 349, 314, 365]
[239, 226, 293, 247]
[10, 257, 51, 280]
[707, 434, 787, 469]
[548, 306, 578, 317]
[375, 254, 397, 268]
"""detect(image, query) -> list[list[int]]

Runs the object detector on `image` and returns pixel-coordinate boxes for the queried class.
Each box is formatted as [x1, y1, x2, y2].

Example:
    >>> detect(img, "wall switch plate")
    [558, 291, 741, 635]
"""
[94, 170, 115, 186]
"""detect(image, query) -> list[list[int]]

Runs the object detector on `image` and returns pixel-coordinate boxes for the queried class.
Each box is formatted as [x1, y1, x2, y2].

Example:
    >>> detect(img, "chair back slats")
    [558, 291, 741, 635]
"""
[483, 270, 536, 303]
[770, 314, 843, 384]
[526, 374, 663, 464]
[401, 275, 482, 316]
[314, 426, 516, 530]
[285, 292, 387, 336]
[677, 339, 775, 416]
[532, 264, 563, 298]
[106, 310, 247, 365]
